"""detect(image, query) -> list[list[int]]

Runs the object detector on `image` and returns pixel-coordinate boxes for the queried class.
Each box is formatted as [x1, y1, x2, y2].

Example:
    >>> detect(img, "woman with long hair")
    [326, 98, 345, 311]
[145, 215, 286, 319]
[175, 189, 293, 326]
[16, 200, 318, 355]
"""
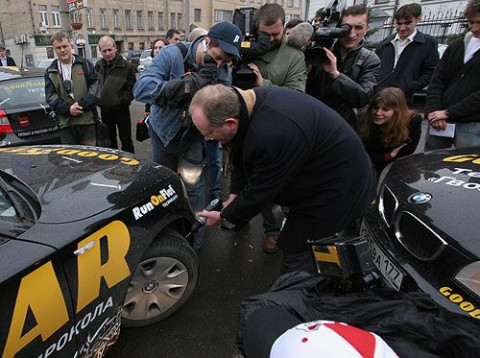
[356, 87, 422, 177]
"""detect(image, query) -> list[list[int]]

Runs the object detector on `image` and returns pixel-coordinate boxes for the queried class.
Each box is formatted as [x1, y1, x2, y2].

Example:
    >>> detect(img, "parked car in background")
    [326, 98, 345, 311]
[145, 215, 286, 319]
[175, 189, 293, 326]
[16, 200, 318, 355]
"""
[138, 49, 152, 74]
[361, 147, 480, 322]
[0, 66, 60, 147]
[0, 144, 199, 357]
[121, 50, 142, 72]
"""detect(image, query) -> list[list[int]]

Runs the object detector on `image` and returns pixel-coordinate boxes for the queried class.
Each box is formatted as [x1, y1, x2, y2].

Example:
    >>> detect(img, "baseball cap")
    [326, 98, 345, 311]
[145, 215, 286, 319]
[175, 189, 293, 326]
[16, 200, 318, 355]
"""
[208, 22, 243, 58]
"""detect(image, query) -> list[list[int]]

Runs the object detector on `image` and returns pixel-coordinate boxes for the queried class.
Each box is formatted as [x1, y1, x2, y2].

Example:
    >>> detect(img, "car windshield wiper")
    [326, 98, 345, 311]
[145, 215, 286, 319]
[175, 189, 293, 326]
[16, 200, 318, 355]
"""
[0, 98, 11, 105]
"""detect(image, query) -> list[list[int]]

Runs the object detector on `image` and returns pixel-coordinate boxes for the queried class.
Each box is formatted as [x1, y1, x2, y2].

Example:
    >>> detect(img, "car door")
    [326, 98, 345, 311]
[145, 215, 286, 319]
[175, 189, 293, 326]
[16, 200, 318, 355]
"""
[0, 238, 77, 358]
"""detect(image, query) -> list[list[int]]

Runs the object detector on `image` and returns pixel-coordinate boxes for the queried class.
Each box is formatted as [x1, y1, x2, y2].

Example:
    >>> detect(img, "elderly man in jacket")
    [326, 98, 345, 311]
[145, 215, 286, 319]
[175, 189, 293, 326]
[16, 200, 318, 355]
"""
[96, 36, 136, 153]
[306, 4, 380, 126]
[191, 84, 376, 274]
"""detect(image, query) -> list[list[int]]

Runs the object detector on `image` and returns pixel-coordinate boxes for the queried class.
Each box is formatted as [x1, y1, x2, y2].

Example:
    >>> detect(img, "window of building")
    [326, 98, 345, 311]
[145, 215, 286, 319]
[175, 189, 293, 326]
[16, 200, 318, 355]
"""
[171, 13, 176, 29]
[51, 6, 61, 27]
[87, 8, 94, 27]
[158, 12, 164, 30]
[39, 5, 49, 27]
[137, 10, 143, 29]
[286, 0, 293, 7]
[128, 42, 134, 50]
[113, 9, 120, 28]
[375, 0, 390, 4]
[177, 13, 183, 29]
[125, 10, 132, 29]
[139, 42, 145, 50]
[148, 11, 154, 29]
[71, 11, 81, 23]
[100, 8, 107, 28]
[214, 9, 233, 22]
[194, 9, 201, 22]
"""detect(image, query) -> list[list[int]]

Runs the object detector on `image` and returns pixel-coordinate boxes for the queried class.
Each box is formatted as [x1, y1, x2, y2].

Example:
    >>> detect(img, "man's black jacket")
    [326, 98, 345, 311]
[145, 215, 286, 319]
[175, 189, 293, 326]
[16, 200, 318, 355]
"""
[222, 87, 376, 252]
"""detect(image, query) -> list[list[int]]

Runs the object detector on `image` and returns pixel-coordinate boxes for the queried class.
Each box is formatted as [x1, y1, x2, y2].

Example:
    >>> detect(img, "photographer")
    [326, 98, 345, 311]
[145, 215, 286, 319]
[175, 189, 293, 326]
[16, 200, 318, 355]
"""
[306, 4, 380, 126]
[133, 22, 242, 250]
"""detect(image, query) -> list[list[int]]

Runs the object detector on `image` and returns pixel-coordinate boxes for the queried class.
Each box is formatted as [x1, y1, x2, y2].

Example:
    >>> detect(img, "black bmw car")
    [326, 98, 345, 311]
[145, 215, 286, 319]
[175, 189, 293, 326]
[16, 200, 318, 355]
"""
[0, 145, 198, 357]
[0, 67, 60, 147]
[361, 147, 480, 322]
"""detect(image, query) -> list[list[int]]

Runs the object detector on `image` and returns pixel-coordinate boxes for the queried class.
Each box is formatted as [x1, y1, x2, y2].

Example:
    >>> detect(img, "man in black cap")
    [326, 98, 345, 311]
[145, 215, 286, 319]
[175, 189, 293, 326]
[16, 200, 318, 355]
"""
[134, 22, 242, 250]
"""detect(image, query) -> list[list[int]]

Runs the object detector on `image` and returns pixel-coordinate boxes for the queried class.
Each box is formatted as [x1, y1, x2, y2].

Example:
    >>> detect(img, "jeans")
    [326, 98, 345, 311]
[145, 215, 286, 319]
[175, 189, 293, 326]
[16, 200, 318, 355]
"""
[424, 122, 480, 151]
[150, 126, 207, 250]
[60, 124, 96, 146]
[205, 140, 223, 197]
[101, 108, 134, 153]
[262, 203, 284, 236]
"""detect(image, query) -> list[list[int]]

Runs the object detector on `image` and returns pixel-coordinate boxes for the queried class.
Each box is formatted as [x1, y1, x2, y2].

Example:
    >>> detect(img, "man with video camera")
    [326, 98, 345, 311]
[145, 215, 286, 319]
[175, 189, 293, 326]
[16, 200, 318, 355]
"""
[133, 22, 242, 250]
[306, 4, 380, 126]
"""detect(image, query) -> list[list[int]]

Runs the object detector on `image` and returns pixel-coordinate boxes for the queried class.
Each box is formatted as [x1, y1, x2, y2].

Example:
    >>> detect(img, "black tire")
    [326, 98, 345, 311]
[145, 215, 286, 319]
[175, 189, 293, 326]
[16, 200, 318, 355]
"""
[121, 230, 199, 327]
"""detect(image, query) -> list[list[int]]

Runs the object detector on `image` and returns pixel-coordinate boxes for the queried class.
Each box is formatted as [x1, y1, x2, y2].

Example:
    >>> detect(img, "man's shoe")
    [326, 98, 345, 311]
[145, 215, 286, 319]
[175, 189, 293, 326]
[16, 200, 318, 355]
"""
[263, 235, 280, 254]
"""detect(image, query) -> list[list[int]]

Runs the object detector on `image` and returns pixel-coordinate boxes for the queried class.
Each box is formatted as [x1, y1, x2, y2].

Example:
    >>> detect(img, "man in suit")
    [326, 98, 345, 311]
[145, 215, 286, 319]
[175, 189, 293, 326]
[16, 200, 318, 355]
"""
[0, 45, 16, 66]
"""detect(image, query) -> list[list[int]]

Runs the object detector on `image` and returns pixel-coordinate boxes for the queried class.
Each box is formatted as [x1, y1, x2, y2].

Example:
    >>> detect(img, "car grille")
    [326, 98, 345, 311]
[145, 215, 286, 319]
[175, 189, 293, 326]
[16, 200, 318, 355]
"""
[379, 185, 398, 228]
[394, 211, 447, 261]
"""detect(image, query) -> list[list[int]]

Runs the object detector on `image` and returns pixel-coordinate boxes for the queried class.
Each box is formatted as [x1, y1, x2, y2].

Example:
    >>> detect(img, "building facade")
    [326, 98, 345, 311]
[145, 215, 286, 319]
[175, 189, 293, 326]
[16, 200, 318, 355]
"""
[0, 0, 305, 67]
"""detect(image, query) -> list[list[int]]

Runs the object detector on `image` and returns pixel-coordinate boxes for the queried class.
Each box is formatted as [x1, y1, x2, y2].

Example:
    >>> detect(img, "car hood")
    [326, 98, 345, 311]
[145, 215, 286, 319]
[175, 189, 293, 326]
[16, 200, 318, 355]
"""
[381, 147, 480, 258]
[0, 146, 174, 224]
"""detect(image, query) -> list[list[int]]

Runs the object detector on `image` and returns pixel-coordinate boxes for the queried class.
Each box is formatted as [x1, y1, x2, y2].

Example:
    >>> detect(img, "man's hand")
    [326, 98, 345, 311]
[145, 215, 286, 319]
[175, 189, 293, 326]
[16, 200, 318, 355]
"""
[247, 63, 263, 87]
[321, 47, 340, 79]
[70, 102, 84, 116]
[428, 110, 449, 130]
[197, 210, 221, 227]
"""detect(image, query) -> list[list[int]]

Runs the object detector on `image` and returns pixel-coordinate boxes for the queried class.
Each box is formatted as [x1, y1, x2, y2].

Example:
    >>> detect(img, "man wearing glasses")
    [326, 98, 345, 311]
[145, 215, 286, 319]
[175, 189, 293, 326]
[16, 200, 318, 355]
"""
[375, 3, 439, 106]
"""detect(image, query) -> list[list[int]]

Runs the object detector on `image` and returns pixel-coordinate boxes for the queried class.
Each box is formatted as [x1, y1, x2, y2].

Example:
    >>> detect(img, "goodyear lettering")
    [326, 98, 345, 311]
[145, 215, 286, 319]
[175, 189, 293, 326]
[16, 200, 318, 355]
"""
[443, 154, 480, 165]
[2, 220, 131, 358]
[0, 146, 139, 166]
[133, 184, 178, 220]
[439, 286, 480, 319]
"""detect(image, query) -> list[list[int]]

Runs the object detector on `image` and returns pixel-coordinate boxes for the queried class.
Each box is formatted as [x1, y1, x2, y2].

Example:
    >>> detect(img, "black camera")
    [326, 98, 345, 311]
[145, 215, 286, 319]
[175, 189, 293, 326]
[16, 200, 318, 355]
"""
[62, 79, 72, 94]
[232, 7, 271, 90]
[305, 0, 352, 67]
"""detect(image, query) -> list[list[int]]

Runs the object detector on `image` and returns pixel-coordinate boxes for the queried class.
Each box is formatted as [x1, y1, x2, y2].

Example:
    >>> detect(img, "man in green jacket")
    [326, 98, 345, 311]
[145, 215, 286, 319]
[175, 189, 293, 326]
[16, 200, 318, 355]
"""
[45, 32, 99, 145]
[96, 36, 136, 153]
[248, 3, 307, 92]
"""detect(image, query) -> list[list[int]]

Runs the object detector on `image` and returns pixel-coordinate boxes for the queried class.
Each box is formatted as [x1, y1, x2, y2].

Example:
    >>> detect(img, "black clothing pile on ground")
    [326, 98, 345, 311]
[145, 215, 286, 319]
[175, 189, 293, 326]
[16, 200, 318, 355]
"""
[238, 271, 480, 358]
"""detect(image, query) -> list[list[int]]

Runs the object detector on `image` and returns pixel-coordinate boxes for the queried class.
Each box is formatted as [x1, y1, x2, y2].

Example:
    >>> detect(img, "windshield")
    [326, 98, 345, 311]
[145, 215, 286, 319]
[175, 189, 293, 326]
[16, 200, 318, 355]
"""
[141, 50, 151, 59]
[0, 77, 46, 108]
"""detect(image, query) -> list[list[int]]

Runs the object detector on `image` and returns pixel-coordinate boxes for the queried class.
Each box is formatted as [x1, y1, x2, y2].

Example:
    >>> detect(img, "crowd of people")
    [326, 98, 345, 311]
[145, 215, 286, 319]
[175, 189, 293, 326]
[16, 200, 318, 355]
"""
[38, 1, 480, 355]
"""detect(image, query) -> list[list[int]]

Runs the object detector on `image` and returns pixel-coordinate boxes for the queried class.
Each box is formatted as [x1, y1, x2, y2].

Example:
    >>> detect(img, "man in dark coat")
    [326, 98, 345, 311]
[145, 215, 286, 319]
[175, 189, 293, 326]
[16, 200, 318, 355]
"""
[424, 0, 480, 150]
[0, 45, 16, 66]
[96, 36, 136, 152]
[190, 84, 376, 274]
[374, 3, 439, 106]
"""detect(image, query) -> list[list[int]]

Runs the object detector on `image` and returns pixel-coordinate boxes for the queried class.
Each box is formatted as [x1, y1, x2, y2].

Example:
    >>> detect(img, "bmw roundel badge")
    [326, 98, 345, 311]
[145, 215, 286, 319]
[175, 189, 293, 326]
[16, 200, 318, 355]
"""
[408, 192, 432, 204]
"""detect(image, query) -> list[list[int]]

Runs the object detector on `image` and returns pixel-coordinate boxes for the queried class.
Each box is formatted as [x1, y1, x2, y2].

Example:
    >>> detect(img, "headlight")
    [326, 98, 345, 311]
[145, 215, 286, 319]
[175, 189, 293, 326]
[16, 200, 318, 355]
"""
[456, 261, 480, 298]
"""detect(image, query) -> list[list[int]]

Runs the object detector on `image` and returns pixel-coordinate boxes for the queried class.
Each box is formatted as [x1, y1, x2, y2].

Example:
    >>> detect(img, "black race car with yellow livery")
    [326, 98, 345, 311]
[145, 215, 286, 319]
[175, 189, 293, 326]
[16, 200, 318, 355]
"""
[361, 147, 480, 323]
[0, 145, 199, 358]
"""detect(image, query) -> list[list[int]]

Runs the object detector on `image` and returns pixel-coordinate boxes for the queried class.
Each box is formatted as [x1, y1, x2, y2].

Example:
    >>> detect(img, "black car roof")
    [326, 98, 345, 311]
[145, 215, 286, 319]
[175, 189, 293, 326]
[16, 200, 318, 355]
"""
[0, 66, 46, 81]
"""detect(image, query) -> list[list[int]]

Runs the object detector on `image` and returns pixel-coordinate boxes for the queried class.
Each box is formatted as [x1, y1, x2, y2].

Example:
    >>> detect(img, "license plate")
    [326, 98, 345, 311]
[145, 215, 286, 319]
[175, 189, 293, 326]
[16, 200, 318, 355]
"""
[360, 222, 404, 291]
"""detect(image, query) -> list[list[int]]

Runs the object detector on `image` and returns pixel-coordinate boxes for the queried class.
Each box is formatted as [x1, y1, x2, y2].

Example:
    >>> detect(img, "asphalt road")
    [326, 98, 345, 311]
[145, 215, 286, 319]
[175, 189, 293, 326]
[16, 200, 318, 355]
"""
[107, 99, 428, 358]
[107, 100, 282, 358]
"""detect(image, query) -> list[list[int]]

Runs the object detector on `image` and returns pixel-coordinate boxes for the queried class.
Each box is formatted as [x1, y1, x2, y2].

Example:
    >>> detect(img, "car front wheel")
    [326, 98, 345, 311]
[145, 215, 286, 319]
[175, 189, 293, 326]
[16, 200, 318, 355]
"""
[121, 230, 199, 327]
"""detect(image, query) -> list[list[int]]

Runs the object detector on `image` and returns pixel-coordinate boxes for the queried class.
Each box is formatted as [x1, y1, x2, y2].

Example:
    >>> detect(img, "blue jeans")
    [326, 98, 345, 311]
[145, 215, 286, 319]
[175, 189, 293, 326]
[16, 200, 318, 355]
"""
[150, 127, 207, 249]
[425, 122, 480, 151]
[262, 203, 284, 236]
[205, 140, 223, 196]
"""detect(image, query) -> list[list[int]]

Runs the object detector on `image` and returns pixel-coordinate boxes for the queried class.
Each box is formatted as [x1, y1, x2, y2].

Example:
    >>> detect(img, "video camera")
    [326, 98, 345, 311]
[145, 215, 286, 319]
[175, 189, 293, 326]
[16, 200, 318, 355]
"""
[231, 7, 271, 90]
[305, 0, 352, 67]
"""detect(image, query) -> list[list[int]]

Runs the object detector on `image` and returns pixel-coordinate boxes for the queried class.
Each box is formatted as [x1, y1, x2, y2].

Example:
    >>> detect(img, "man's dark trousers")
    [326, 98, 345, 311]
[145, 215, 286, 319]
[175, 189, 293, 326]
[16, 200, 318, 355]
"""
[101, 107, 134, 153]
